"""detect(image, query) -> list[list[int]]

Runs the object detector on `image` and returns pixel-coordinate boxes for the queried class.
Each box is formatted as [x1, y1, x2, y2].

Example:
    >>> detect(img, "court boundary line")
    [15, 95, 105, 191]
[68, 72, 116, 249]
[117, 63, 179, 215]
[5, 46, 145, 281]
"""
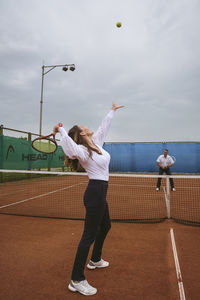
[170, 228, 186, 300]
[163, 187, 170, 219]
[0, 182, 85, 210]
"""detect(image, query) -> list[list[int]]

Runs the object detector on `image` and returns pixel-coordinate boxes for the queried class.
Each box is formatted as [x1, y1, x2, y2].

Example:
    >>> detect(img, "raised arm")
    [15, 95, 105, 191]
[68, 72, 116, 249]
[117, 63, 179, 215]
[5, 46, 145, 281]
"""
[92, 102, 124, 147]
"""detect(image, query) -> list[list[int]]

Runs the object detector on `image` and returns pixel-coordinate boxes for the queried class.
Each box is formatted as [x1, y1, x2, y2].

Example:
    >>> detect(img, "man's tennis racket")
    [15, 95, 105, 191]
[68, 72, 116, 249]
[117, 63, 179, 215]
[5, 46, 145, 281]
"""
[166, 155, 176, 167]
[32, 123, 62, 154]
[171, 156, 176, 163]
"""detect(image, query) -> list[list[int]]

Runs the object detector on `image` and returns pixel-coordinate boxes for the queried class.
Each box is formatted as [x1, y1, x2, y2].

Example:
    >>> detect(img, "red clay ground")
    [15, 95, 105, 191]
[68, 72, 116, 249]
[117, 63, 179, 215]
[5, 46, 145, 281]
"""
[1, 175, 199, 224]
[0, 215, 200, 300]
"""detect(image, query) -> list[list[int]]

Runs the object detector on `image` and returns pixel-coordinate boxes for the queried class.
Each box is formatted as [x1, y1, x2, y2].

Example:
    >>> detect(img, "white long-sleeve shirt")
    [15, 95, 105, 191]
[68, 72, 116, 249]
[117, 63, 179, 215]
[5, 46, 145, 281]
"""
[59, 110, 114, 181]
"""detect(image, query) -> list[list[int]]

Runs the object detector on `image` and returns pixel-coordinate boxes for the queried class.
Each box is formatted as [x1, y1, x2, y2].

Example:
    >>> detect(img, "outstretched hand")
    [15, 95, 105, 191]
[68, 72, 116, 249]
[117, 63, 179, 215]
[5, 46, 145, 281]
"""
[112, 102, 124, 111]
[52, 124, 60, 135]
[53, 123, 63, 135]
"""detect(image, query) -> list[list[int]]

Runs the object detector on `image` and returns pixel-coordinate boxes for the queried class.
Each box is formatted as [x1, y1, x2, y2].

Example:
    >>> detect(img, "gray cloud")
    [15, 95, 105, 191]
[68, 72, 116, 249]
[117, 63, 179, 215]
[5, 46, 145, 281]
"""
[0, 0, 199, 142]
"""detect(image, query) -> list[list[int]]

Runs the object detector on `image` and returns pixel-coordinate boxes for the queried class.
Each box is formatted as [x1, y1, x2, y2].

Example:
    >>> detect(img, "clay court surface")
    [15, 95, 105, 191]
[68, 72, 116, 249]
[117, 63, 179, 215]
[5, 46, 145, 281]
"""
[0, 173, 200, 299]
[0, 215, 200, 300]
[0, 174, 199, 223]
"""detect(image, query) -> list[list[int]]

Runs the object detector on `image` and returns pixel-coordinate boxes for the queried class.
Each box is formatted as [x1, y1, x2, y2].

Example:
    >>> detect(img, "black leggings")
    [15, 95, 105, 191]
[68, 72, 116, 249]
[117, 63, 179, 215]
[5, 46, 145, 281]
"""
[71, 179, 111, 281]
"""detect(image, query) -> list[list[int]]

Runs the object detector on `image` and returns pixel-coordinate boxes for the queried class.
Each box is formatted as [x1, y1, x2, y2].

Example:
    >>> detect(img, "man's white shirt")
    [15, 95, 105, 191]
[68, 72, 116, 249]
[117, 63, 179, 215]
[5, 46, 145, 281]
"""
[156, 155, 174, 168]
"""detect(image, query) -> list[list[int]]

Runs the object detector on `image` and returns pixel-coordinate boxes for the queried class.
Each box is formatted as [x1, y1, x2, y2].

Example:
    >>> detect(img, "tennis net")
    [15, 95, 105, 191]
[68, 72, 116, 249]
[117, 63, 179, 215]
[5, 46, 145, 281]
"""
[0, 170, 200, 226]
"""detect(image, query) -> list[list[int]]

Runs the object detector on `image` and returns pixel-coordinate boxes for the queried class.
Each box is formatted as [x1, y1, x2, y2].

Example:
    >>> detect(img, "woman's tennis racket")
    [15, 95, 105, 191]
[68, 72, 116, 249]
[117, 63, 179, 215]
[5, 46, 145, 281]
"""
[32, 123, 62, 154]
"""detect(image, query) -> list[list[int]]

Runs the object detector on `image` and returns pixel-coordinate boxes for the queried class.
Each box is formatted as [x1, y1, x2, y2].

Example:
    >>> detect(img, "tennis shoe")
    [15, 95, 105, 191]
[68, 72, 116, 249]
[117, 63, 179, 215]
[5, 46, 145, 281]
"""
[156, 188, 160, 191]
[87, 258, 109, 270]
[68, 280, 97, 296]
[172, 188, 176, 192]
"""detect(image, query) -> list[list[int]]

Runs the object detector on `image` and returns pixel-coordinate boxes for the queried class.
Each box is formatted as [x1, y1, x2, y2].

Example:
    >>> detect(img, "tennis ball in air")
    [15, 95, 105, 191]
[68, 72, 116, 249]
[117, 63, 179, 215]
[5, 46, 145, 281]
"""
[116, 22, 122, 28]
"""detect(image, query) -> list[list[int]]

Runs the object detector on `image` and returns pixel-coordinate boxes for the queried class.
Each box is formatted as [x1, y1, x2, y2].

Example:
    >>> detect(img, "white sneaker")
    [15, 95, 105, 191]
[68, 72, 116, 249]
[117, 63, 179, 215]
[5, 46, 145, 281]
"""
[68, 280, 97, 296]
[156, 188, 160, 191]
[172, 188, 176, 192]
[87, 258, 109, 270]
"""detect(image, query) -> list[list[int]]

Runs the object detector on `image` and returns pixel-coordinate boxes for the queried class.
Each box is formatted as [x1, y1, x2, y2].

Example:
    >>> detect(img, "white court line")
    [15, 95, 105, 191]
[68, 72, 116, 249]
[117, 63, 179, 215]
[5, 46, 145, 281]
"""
[170, 228, 186, 300]
[163, 186, 167, 197]
[0, 182, 86, 209]
[163, 187, 170, 219]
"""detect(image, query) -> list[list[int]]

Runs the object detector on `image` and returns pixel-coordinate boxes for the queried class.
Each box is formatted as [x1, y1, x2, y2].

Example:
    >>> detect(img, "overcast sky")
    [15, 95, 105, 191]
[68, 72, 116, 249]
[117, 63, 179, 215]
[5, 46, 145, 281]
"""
[0, 0, 199, 142]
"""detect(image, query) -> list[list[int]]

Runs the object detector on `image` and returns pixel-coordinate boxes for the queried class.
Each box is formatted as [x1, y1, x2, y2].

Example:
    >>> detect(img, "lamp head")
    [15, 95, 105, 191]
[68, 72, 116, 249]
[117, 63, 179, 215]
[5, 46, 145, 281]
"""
[62, 66, 68, 72]
[69, 64, 75, 71]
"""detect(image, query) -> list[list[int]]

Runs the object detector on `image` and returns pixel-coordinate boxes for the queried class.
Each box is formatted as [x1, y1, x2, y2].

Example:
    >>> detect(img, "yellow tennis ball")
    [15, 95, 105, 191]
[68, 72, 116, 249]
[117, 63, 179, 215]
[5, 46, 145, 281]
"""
[116, 22, 122, 28]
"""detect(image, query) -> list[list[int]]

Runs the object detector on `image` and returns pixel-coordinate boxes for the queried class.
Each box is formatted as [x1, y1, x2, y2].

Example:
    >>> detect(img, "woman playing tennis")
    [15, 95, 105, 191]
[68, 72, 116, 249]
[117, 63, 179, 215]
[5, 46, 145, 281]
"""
[53, 102, 124, 296]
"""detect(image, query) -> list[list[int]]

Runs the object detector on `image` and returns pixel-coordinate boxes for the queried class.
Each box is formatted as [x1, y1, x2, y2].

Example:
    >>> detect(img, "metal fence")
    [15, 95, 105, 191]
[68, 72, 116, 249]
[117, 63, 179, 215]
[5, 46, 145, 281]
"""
[1, 126, 200, 173]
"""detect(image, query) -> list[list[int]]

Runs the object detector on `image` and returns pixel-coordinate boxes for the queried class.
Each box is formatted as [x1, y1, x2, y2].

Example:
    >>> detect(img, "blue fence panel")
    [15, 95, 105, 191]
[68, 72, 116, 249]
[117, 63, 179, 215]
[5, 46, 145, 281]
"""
[104, 144, 135, 172]
[104, 142, 200, 173]
[134, 143, 163, 172]
[197, 143, 200, 172]
[164, 142, 200, 173]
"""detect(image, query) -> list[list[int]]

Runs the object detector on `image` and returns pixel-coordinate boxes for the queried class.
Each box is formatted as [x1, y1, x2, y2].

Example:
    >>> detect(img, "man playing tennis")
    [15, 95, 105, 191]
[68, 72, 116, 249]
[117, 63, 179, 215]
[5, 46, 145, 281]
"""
[156, 149, 176, 191]
[53, 102, 124, 296]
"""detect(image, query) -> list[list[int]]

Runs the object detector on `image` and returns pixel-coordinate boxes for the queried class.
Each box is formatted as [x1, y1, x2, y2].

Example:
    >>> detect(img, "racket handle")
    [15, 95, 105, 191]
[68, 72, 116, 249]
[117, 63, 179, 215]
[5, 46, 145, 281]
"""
[58, 123, 63, 127]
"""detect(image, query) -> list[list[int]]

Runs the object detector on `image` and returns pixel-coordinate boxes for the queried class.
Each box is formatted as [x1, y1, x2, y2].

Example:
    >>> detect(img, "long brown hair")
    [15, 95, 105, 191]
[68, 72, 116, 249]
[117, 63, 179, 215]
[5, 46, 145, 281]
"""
[64, 125, 101, 171]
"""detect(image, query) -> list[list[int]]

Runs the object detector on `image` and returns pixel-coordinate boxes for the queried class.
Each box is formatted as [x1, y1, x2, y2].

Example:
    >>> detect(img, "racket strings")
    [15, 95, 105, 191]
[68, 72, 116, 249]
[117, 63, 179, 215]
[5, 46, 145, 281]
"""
[32, 138, 57, 153]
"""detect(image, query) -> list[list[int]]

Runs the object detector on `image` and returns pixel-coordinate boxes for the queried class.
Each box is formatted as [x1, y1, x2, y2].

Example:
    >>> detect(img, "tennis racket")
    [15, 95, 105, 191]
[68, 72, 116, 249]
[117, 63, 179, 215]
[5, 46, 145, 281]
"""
[166, 155, 176, 166]
[32, 123, 62, 154]
[171, 156, 176, 163]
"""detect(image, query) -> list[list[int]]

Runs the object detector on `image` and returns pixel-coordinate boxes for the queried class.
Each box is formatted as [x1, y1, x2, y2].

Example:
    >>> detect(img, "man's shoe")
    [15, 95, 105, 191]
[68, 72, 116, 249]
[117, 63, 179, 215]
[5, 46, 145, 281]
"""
[87, 258, 109, 270]
[68, 280, 97, 296]
[156, 188, 160, 191]
[172, 188, 176, 192]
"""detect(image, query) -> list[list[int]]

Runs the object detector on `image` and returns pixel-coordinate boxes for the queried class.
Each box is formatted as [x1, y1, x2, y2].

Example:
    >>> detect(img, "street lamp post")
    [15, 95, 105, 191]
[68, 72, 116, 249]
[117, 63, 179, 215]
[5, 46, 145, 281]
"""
[39, 64, 75, 136]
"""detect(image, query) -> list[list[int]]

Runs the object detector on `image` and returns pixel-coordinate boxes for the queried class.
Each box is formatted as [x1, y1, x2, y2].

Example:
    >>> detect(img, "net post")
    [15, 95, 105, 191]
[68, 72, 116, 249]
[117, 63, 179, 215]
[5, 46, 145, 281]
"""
[166, 175, 171, 219]
[0, 170, 3, 183]
[28, 132, 31, 141]
[47, 140, 51, 171]
[0, 125, 3, 135]
[27, 133, 32, 172]
[0, 132, 3, 171]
